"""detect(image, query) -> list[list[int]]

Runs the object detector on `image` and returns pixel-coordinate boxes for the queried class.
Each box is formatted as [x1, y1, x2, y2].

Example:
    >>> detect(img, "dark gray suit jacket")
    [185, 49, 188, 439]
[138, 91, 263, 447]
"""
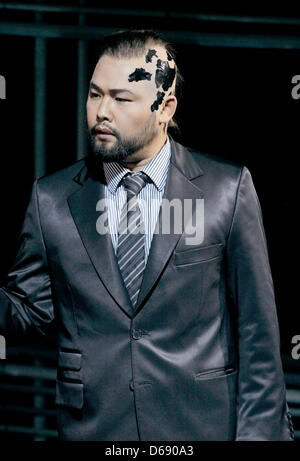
[0, 139, 294, 440]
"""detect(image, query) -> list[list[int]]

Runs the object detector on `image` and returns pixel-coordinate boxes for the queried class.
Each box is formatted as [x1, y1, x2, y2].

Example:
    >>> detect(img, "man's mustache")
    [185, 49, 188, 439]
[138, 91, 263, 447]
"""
[90, 124, 119, 138]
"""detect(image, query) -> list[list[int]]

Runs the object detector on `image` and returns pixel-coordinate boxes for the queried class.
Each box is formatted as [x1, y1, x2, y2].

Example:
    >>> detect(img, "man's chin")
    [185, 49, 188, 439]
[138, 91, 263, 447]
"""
[94, 138, 116, 150]
[88, 134, 144, 163]
[94, 147, 132, 163]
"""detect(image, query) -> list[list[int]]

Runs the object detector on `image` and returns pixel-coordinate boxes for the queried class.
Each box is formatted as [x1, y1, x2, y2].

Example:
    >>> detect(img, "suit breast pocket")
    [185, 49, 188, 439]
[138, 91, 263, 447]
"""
[55, 350, 84, 410]
[174, 242, 224, 267]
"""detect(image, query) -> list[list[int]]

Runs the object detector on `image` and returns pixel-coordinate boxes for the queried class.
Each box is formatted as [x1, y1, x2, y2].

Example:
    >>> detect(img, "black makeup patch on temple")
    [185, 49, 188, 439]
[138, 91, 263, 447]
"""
[155, 59, 176, 91]
[145, 49, 158, 63]
[151, 91, 165, 112]
[128, 68, 152, 82]
[167, 52, 173, 61]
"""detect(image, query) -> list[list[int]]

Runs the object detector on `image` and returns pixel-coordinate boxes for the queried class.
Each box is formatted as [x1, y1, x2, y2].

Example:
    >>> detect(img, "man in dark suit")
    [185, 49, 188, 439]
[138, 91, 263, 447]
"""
[0, 30, 294, 441]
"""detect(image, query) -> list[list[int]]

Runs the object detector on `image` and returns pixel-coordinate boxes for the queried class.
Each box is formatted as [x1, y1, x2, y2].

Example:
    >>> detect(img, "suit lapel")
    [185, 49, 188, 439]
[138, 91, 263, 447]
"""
[134, 140, 204, 314]
[67, 171, 133, 317]
[67, 139, 204, 318]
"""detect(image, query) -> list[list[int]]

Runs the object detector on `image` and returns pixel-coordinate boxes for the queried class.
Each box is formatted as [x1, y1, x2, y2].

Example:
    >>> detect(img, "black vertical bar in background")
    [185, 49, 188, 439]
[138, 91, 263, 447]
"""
[34, 3, 47, 179]
[77, 0, 88, 160]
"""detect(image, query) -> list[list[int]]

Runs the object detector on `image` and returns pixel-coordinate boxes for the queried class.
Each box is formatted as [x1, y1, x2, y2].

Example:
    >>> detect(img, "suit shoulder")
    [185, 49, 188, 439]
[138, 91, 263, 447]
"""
[186, 145, 244, 179]
[36, 158, 86, 195]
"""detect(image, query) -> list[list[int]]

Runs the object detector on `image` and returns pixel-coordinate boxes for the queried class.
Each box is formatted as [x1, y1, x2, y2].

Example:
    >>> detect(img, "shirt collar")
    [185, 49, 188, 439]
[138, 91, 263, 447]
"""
[103, 137, 171, 194]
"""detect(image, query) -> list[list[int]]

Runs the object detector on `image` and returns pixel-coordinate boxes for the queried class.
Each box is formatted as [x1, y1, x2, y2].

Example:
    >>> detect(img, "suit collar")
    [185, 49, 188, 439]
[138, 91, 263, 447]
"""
[169, 137, 203, 180]
[102, 136, 171, 193]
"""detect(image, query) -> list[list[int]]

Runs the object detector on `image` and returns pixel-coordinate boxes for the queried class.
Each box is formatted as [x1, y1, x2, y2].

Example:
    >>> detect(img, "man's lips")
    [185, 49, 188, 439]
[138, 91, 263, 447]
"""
[95, 127, 116, 140]
[95, 126, 114, 134]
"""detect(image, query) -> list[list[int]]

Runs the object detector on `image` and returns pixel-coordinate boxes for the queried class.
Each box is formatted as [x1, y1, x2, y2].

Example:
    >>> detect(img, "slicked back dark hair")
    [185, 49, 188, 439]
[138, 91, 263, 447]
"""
[97, 29, 183, 133]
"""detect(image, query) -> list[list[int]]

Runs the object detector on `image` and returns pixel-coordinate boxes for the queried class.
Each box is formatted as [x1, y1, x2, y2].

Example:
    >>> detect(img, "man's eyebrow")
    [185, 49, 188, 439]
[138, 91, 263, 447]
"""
[89, 82, 135, 95]
[89, 82, 102, 92]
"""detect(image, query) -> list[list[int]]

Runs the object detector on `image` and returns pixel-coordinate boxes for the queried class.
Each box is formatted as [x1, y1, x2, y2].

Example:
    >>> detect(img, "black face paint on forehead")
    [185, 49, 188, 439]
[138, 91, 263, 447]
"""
[128, 68, 152, 82]
[145, 49, 158, 63]
[151, 91, 165, 112]
[155, 59, 176, 92]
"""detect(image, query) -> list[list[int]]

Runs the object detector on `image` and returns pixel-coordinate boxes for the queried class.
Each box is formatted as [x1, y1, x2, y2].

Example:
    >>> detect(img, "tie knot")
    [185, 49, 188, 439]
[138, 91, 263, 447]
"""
[121, 172, 149, 196]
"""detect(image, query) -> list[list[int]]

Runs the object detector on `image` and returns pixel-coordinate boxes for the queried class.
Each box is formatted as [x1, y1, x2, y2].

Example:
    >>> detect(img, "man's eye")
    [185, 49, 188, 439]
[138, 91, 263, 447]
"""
[116, 98, 131, 102]
[90, 92, 100, 98]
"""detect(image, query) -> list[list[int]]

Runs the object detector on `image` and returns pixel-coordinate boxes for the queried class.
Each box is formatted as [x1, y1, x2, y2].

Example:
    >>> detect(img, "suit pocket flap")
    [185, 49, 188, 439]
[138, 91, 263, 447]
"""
[175, 243, 223, 266]
[58, 351, 82, 371]
[55, 380, 84, 409]
[195, 366, 236, 380]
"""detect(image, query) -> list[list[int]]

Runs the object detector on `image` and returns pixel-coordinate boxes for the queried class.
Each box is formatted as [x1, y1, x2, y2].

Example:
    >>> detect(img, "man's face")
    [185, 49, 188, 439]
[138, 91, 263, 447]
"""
[86, 46, 176, 163]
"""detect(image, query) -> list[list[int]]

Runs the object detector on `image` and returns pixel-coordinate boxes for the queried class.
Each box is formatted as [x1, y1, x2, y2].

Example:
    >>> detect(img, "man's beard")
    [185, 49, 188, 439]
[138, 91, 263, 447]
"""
[87, 113, 159, 164]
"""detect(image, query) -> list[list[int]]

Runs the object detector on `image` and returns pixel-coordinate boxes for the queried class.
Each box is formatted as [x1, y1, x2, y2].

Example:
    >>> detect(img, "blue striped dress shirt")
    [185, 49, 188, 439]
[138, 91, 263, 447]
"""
[103, 137, 171, 263]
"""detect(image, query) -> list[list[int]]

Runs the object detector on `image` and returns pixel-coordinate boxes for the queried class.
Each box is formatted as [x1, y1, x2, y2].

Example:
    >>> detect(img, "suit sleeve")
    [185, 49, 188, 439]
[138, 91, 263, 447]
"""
[0, 179, 54, 337]
[226, 166, 294, 441]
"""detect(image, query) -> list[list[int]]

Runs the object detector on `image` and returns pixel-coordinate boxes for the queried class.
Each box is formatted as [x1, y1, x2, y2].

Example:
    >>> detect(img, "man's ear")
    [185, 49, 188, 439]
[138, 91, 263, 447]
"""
[159, 95, 177, 125]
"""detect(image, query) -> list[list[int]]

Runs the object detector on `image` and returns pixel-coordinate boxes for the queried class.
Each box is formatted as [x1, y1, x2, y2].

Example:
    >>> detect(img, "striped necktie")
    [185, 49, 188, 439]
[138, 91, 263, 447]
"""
[116, 172, 149, 310]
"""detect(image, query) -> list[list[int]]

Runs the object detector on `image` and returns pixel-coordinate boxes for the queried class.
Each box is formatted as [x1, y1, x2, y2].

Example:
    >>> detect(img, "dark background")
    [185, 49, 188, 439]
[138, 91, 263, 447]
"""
[0, 1, 299, 440]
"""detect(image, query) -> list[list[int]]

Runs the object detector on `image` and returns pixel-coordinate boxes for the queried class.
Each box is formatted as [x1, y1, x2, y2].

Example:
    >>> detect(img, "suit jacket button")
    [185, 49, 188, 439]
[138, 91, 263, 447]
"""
[129, 380, 134, 391]
[132, 329, 143, 340]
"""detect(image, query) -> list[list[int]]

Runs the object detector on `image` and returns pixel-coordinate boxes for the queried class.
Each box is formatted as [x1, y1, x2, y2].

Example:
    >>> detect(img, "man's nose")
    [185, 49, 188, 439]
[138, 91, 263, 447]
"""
[96, 96, 113, 122]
